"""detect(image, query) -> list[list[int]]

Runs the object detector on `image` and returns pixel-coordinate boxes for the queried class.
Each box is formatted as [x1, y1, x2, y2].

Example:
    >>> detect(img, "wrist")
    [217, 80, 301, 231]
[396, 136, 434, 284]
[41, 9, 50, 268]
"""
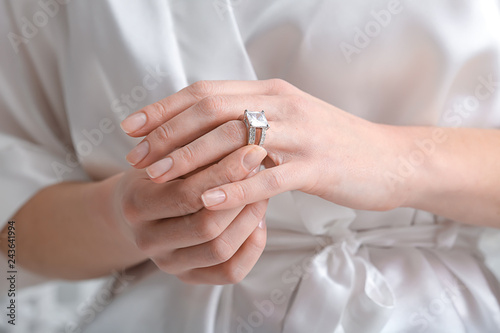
[92, 173, 124, 232]
[86, 173, 147, 265]
[384, 126, 450, 210]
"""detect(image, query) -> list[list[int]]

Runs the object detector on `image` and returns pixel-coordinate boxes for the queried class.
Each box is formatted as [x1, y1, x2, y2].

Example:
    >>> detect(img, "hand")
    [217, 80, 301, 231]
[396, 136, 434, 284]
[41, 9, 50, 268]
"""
[109, 145, 268, 284]
[121, 79, 407, 212]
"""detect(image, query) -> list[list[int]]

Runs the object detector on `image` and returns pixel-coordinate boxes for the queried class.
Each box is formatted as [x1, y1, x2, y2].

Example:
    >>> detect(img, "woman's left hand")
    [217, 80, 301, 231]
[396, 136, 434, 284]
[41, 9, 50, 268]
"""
[121, 79, 408, 212]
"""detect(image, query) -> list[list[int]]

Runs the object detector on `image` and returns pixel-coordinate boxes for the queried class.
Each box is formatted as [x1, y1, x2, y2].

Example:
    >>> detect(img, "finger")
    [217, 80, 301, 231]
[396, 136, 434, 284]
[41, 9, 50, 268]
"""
[146, 120, 246, 183]
[135, 206, 243, 255]
[182, 144, 267, 196]
[146, 115, 294, 183]
[201, 164, 303, 211]
[156, 200, 268, 274]
[178, 220, 267, 285]
[145, 111, 297, 183]
[129, 145, 267, 221]
[126, 93, 277, 168]
[120, 79, 291, 137]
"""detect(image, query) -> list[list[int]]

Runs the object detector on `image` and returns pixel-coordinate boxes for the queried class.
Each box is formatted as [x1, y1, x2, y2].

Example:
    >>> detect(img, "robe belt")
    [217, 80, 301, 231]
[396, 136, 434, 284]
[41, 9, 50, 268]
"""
[280, 222, 462, 333]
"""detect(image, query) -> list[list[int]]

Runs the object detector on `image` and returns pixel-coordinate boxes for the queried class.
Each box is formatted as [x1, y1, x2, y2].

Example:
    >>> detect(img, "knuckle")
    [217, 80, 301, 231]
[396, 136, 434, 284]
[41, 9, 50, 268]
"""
[193, 214, 223, 242]
[267, 78, 292, 94]
[251, 229, 268, 251]
[173, 199, 197, 217]
[151, 122, 173, 144]
[220, 120, 246, 144]
[232, 182, 251, 202]
[286, 93, 304, 106]
[197, 95, 226, 118]
[188, 80, 216, 100]
[150, 101, 168, 120]
[175, 144, 196, 164]
[153, 256, 176, 275]
[121, 193, 141, 223]
[247, 202, 267, 221]
[220, 262, 247, 284]
[174, 187, 201, 215]
[213, 161, 236, 184]
[285, 94, 309, 114]
[208, 237, 234, 263]
[134, 232, 152, 253]
[266, 169, 286, 192]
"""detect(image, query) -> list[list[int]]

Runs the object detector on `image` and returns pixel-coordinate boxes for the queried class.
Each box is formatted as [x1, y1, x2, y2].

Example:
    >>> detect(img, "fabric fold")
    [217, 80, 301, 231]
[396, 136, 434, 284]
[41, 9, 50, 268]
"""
[280, 217, 468, 332]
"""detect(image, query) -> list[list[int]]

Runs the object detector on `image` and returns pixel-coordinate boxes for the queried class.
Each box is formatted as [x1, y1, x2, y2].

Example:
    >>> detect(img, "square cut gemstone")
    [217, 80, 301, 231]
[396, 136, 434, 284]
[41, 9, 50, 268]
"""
[245, 111, 268, 128]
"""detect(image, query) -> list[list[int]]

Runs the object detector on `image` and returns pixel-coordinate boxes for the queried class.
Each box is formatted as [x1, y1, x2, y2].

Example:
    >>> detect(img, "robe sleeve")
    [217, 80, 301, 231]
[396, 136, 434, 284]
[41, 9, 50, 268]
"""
[0, 2, 89, 287]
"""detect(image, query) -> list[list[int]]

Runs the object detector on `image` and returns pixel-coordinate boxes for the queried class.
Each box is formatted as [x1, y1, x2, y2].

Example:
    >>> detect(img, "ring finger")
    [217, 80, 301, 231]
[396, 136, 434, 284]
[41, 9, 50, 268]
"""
[145, 115, 289, 184]
[127, 94, 282, 169]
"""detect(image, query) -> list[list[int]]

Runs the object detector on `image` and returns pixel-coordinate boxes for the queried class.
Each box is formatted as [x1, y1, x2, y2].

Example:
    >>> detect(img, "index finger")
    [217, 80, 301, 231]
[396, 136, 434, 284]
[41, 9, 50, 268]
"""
[133, 145, 267, 221]
[119, 79, 288, 137]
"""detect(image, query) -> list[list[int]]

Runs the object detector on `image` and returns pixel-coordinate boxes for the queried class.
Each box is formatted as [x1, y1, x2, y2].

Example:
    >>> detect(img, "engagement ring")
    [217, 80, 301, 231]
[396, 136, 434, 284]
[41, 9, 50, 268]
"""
[243, 110, 269, 146]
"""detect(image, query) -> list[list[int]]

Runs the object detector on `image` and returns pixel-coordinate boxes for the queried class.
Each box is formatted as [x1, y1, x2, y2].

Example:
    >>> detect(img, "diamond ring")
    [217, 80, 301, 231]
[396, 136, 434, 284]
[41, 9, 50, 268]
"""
[243, 110, 270, 146]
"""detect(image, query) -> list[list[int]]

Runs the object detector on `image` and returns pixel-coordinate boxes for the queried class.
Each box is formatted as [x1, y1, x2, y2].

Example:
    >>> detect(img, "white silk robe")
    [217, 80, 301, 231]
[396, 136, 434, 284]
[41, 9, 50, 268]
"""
[0, 1, 499, 332]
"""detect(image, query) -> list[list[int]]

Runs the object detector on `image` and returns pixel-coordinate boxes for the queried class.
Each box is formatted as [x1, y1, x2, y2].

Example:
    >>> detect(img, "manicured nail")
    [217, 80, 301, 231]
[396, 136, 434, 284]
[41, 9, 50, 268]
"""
[245, 165, 260, 179]
[258, 218, 266, 229]
[126, 141, 149, 165]
[146, 157, 173, 178]
[201, 189, 226, 207]
[243, 146, 267, 171]
[120, 112, 147, 134]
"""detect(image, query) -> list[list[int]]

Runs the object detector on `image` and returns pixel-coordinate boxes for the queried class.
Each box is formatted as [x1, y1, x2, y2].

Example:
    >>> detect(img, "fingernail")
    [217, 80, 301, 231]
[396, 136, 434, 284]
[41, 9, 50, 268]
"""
[126, 141, 149, 165]
[120, 112, 147, 134]
[258, 218, 266, 229]
[244, 165, 260, 179]
[243, 146, 266, 171]
[201, 189, 226, 207]
[146, 157, 173, 179]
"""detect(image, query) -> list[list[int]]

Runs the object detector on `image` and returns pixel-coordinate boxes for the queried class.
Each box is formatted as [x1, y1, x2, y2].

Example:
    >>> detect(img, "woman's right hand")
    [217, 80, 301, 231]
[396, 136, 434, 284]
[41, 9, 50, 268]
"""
[106, 145, 268, 285]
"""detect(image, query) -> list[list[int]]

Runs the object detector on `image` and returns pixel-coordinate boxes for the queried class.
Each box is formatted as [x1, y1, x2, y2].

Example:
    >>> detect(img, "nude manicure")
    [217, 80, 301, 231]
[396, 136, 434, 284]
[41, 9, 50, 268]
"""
[126, 141, 149, 165]
[146, 157, 173, 178]
[120, 112, 147, 134]
[201, 190, 226, 207]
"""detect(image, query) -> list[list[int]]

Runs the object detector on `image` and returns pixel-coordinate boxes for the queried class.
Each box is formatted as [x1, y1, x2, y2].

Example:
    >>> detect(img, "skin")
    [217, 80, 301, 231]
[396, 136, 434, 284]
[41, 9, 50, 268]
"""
[123, 79, 500, 227]
[0, 145, 268, 284]
[2, 78, 499, 284]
